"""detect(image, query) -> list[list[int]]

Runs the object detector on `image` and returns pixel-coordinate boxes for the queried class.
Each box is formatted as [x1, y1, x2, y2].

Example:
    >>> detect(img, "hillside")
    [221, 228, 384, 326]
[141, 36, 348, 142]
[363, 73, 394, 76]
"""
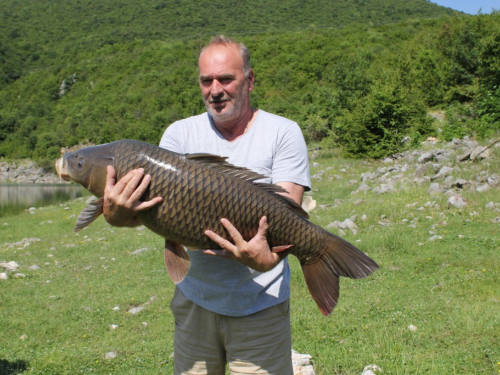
[1, 1, 499, 163]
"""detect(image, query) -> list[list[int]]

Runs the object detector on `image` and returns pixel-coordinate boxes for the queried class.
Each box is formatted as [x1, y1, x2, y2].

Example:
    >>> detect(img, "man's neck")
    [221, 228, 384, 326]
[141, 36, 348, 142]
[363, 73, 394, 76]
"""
[213, 108, 257, 142]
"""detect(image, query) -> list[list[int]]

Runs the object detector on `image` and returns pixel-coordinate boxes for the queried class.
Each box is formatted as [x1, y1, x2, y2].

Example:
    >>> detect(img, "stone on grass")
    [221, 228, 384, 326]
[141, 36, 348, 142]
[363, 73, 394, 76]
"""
[130, 247, 151, 255]
[447, 195, 467, 208]
[292, 350, 315, 375]
[408, 325, 418, 332]
[301, 196, 316, 213]
[362, 364, 382, 375]
[0, 273, 8, 280]
[0, 261, 20, 272]
[429, 235, 442, 242]
[476, 183, 491, 193]
[470, 146, 489, 161]
[418, 152, 433, 164]
[105, 352, 117, 360]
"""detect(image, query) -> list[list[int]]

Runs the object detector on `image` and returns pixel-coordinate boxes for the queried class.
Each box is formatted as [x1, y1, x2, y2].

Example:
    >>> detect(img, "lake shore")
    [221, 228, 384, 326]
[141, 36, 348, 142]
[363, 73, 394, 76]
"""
[0, 161, 63, 184]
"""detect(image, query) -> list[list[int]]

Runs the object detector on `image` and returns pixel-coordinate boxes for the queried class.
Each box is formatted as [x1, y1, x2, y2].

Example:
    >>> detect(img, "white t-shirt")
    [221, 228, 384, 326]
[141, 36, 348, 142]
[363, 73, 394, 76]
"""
[160, 110, 311, 316]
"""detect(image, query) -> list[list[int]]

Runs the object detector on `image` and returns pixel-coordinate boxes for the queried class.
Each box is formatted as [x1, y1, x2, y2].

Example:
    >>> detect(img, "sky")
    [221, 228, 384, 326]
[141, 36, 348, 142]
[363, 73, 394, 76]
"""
[430, 0, 498, 15]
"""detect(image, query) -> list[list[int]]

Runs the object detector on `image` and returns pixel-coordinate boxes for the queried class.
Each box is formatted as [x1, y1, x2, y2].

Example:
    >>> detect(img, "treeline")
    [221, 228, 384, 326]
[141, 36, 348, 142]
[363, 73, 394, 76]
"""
[1, 11, 499, 161]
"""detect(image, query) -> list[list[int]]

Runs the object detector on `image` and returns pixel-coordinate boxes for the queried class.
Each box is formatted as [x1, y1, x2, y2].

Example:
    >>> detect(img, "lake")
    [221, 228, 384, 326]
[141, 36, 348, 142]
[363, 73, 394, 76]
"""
[0, 184, 90, 217]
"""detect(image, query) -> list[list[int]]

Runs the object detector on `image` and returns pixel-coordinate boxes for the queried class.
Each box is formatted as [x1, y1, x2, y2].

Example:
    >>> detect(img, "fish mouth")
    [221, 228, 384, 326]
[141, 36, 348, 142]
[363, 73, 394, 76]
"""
[55, 158, 71, 181]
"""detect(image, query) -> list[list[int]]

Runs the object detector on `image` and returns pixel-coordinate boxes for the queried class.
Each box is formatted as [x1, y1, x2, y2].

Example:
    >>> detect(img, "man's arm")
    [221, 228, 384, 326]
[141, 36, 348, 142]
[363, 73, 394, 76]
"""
[203, 181, 305, 272]
[103, 166, 163, 227]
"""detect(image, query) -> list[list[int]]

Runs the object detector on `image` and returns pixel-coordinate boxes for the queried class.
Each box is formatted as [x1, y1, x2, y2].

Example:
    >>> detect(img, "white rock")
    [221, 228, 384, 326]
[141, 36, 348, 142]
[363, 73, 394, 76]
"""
[0, 273, 8, 280]
[362, 364, 382, 375]
[14, 273, 25, 278]
[408, 324, 417, 332]
[302, 196, 316, 213]
[0, 261, 20, 272]
[429, 235, 442, 241]
[105, 351, 117, 359]
[112, 306, 120, 311]
[447, 195, 467, 208]
[130, 247, 151, 255]
[109, 324, 119, 330]
[28, 265, 40, 271]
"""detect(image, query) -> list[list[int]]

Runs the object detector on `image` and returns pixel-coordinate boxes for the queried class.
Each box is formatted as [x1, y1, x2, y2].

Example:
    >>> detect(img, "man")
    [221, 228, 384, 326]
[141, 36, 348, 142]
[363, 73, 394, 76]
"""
[103, 35, 311, 374]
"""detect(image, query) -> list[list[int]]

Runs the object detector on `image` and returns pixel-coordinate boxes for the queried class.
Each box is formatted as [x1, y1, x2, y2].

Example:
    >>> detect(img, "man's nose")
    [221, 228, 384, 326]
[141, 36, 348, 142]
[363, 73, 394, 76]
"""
[210, 80, 223, 96]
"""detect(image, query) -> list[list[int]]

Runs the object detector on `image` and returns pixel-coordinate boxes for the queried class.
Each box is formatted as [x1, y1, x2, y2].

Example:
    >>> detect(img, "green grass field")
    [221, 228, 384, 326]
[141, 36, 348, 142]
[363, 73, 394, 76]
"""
[1, 149, 499, 374]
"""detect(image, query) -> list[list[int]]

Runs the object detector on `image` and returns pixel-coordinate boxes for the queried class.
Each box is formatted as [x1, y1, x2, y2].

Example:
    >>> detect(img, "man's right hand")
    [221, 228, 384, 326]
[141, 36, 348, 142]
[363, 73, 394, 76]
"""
[103, 165, 163, 227]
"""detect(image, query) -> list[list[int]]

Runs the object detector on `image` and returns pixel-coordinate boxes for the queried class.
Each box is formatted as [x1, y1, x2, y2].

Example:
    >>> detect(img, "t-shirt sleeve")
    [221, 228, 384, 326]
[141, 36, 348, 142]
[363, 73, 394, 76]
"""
[159, 121, 185, 153]
[272, 122, 311, 191]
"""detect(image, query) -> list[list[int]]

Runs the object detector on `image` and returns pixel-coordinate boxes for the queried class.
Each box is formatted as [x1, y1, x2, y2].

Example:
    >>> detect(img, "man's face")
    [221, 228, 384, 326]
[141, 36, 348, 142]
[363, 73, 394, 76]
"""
[198, 44, 254, 125]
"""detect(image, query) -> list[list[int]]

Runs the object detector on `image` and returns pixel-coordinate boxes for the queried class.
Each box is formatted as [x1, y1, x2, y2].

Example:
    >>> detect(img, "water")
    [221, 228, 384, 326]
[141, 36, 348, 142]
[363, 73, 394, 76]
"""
[0, 184, 90, 217]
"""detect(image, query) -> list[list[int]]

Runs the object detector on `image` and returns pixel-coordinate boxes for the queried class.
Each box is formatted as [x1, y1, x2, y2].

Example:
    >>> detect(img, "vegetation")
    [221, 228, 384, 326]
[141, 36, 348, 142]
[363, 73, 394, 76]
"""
[3, 0, 499, 163]
[1, 148, 499, 373]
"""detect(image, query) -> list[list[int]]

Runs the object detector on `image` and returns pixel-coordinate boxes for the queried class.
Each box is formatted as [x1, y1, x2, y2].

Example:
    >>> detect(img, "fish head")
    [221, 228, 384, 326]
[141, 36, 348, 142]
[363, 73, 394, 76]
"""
[55, 144, 115, 197]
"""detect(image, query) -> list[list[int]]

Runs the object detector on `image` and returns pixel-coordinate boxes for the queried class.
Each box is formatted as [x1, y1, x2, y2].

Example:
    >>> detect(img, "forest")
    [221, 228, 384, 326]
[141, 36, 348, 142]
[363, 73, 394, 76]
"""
[0, 0, 499, 163]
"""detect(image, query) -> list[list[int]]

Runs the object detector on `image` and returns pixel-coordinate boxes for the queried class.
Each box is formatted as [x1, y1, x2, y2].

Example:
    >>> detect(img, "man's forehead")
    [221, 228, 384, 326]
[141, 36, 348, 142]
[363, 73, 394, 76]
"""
[199, 44, 243, 67]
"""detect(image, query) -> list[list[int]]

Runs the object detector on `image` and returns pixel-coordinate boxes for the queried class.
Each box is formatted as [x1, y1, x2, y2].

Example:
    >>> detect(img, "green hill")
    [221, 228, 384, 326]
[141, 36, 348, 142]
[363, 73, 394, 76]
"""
[1, 0, 499, 162]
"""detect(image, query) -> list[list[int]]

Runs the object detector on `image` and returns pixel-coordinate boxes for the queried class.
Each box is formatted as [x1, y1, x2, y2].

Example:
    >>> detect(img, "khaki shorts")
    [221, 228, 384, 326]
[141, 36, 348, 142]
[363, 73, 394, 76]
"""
[170, 288, 293, 375]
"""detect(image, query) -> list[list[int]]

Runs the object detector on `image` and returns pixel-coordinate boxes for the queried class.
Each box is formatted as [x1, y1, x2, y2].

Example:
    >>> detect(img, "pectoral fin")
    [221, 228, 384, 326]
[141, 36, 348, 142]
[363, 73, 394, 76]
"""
[164, 240, 191, 284]
[74, 198, 104, 232]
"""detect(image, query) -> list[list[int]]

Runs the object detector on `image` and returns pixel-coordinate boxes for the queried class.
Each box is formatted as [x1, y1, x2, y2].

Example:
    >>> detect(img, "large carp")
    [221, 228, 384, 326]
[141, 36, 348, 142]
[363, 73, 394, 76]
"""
[55, 140, 378, 316]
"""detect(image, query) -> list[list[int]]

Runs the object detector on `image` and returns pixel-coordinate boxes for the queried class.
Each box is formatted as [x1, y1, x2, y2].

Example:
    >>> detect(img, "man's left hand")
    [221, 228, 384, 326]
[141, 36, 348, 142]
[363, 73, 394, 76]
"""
[203, 216, 289, 272]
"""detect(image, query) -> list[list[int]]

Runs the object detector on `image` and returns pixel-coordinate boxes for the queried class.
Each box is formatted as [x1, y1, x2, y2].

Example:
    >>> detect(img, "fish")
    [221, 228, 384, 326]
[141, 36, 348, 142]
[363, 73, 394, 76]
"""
[55, 139, 378, 316]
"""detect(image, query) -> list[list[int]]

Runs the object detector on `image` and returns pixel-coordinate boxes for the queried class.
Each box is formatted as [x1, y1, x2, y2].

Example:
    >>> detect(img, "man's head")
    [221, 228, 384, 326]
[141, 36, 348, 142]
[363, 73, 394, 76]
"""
[198, 35, 254, 126]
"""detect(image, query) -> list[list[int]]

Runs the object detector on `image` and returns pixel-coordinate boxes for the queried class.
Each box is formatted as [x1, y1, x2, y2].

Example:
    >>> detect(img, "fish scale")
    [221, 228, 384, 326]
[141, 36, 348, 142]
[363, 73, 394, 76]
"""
[56, 139, 378, 315]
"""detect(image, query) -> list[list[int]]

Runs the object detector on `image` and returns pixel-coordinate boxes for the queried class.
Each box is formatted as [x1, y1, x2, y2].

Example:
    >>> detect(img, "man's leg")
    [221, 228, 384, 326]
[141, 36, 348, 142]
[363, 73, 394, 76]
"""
[225, 300, 293, 375]
[170, 288, 226, 375]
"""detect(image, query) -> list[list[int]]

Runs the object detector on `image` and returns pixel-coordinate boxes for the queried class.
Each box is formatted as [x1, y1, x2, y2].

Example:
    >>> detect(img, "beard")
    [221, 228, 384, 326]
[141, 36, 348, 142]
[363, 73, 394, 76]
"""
[204, 84, 249, 125]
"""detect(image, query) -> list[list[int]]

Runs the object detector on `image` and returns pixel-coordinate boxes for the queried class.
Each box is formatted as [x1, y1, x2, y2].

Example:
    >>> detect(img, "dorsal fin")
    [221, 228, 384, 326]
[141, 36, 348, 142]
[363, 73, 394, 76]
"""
[185, 153, 309, 219]
[185, 153, 268, 183]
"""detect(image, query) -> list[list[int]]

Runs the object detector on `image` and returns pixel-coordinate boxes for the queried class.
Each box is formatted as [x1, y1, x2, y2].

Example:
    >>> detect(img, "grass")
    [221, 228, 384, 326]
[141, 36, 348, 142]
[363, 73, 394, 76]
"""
[1, 147, 500, 374]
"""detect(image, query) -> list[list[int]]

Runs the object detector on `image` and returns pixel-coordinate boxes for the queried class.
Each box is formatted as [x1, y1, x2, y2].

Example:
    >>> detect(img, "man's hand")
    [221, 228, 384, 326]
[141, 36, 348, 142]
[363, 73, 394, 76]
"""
[103, 165, 163, 227]
[203, 216, 291, 272]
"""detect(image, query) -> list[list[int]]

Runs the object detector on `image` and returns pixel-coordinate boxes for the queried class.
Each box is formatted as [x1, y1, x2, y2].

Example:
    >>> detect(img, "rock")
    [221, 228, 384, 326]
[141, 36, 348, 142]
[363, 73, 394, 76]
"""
[431, 166, 454, 181]
[28, 265, 40, 271]
[428, 183, 444, 195]
[0, 273, 8, 280]
[470, 146, 489, 161]
[447, 195, 467, 208]
[487, 174, 499, 187]
[0, 261, 20, 272]
[362, 364, 382, 375]
[372, 183, 395, 194]
[451, 179, 470, 189]
[130, 247, 151, 255]
[429, 235, 442, 241]
[418, 152, 433, 164]
[127, 296, 157, 315]
[408, 324, 418, 332]
[476, 183, 491, 193]
[414, 163, 433, 178]
[302, 196, 316, 213]
[292, 350, 315, 375]
[105, 352, 117, 360]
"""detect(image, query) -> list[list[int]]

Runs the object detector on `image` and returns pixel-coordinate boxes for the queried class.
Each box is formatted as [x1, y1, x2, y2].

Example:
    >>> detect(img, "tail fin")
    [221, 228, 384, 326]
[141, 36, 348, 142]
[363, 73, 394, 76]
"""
[302, 233, 378, 316]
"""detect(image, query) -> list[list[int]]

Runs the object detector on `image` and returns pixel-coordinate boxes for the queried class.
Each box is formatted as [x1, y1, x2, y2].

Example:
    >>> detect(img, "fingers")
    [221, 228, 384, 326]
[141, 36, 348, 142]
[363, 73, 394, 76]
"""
[220, 218, 245, 246]
[256, 216, 269, 238]
[104, 165, 117, 195]
[204, 228, 236, 257]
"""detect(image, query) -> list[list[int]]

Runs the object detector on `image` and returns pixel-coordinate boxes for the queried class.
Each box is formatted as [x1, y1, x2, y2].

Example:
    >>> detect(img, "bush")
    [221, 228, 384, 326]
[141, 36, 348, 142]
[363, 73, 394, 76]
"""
[332, 82, 432, 159]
